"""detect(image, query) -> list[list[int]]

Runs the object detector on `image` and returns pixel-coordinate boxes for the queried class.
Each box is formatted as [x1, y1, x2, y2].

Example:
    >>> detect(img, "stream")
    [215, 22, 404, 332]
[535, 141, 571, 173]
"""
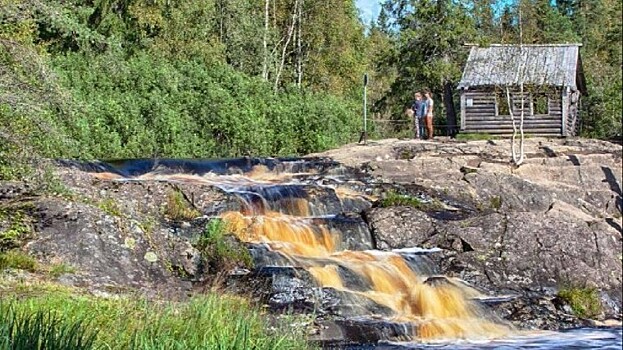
[84, 157, 623, 349]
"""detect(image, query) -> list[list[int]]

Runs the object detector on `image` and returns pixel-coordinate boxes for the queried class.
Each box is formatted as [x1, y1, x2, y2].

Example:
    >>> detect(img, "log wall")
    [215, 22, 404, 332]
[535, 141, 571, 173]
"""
[460, 88, 565, 137]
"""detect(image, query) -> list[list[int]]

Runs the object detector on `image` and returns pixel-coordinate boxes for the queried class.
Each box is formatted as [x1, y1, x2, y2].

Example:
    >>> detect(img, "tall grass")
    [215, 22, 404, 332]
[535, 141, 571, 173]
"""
[0, 306, 97, 350]
[0, 284, 312, 349]
[0, 250, 37, 272]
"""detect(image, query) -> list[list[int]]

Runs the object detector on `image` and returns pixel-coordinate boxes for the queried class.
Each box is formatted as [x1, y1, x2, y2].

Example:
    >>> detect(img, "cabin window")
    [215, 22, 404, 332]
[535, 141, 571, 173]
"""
[533, 94, 549, 115]
[496, 92, 510, 116]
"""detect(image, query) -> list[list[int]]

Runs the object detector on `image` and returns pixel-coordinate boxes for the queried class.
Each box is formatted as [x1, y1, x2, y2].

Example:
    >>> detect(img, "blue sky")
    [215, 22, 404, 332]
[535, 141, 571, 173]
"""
[355, 0, 382, 25]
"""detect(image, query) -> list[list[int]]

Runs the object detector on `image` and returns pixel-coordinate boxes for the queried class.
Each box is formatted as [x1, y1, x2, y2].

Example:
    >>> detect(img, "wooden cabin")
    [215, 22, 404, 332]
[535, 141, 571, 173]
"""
[457, 44, 587, 137]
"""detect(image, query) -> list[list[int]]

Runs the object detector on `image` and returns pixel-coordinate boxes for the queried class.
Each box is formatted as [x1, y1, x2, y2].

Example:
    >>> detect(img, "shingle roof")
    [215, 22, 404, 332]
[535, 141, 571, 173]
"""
[458, 44, 585, 92]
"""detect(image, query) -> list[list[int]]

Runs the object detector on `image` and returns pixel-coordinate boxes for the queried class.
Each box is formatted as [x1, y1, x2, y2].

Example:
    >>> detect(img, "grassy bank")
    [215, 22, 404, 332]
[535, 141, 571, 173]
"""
[0, 282, 312, 350]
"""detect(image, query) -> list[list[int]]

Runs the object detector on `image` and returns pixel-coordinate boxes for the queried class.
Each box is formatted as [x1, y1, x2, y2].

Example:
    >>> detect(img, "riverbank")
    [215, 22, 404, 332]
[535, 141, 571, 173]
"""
[0, 137, 621, 347]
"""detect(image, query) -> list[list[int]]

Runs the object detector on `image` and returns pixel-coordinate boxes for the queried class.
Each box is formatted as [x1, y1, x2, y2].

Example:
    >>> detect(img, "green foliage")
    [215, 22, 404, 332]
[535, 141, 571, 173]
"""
[580, 66, 623, 139]
[98, 199, 123, 217]
[380, 191, 425, 208]
[0, 305, 97, 350]
[489, 196, 502, 210]
[195, 219, 253, 271]
[558, 287, 603, 319]
[455, 133, 496, 141]
[0, 285, 311, 349]
[36, 167, 74, 198]
[16, 49, 359, 160]
[48, 263, 77, 278]
[373, 0, 621, 140]
[379, 191, 442, 211]
[0, 0, 363, 178]
[0, 250, 37, 272]
[397, 148, 415, 160]
[164, 190, 200, 222]
[0, 136, 32, 182]
[376, 0, 476, 128]
[0, 210, 32, 252]
[0, 0, 619, 171]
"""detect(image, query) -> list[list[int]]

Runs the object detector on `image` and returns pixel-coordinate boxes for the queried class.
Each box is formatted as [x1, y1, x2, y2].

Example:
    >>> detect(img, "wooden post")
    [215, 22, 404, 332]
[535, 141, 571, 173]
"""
[359, 73, 368, 144]
[460, 91, 466, 131]
[561, 87, 568, 136]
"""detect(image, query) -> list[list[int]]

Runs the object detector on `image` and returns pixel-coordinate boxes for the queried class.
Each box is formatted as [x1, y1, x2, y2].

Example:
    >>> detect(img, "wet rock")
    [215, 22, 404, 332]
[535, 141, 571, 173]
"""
[325, 214, 374, 251]
[310, 318, 413, 347]
[248, 244, 292, 267]
[487, 296, 592, 330]
[269, 274, 321, 313]
[424, 275, 452, 287]
[245, 267, 339, 315]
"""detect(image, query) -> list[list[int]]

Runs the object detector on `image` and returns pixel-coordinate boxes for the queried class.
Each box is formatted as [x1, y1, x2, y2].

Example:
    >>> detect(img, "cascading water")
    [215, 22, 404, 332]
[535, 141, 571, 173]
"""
[82, 157, 515, 344]
[217, 182, 513, 342]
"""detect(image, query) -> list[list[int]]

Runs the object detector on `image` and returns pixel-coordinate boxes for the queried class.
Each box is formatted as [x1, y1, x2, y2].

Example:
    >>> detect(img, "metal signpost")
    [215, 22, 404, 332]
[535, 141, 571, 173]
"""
[359, 73, 368, 145]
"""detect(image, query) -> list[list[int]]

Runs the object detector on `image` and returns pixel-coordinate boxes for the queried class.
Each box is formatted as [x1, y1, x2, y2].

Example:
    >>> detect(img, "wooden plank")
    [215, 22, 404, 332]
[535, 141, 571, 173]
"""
[465, 109, 500, 113]
[458, 132, 563, 138]
[469, 102, 496, 105]
[469, 102, 496, 106]
[465, 120, 562, 125]
[464, 124, 562, 129]
[562, 88, 569, 136]
[461, 122, 560, 129]
[466, 116, 561, 121]
[464, 121, 560, 127]
[465, 121, 561, 127]
[464, 92, 493, 97]
[460, 93, 466, 130]
[464, 93, 494, 97]
[465, 118, 562, 124]
[466, 109, 498, 112]
[465, 108, 497, 113]
[469, 97, 496, 101]
[469, 106, 495, 110]
[463, 127, 562, 134]
[466, 115, 562, 121]
[464, 98, 495, 105]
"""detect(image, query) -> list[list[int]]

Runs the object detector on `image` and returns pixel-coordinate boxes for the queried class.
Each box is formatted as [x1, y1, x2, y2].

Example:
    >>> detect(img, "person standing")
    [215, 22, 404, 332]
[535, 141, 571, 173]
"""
[423, 90, 434, 140]
[411, 92, 424, 139]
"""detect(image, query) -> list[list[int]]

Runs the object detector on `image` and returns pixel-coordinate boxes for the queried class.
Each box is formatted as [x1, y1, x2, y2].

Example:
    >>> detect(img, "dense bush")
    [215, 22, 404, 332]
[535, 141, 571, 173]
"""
[0, 1, 363, 181]
[0, 47, 361, 171]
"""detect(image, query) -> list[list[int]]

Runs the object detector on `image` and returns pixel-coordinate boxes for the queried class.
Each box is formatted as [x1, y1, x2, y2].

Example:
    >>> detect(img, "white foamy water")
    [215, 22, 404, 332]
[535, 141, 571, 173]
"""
[376, 327, 622, 350]
[391, 247, 443, 254]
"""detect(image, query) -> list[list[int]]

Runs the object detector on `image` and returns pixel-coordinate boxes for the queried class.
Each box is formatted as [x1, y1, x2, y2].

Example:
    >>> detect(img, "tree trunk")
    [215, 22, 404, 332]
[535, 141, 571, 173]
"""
[443, 81, 457, 136]
[296, 0, 303, 88]
[274, 0, 299, 91]
[262, 0, 270, 80]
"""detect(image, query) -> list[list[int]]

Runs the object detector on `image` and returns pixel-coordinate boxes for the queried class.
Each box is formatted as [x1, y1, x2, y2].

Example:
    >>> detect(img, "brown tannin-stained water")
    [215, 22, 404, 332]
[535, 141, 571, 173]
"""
[221, 206, 511, 341]
[82, 158, 514, 343]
